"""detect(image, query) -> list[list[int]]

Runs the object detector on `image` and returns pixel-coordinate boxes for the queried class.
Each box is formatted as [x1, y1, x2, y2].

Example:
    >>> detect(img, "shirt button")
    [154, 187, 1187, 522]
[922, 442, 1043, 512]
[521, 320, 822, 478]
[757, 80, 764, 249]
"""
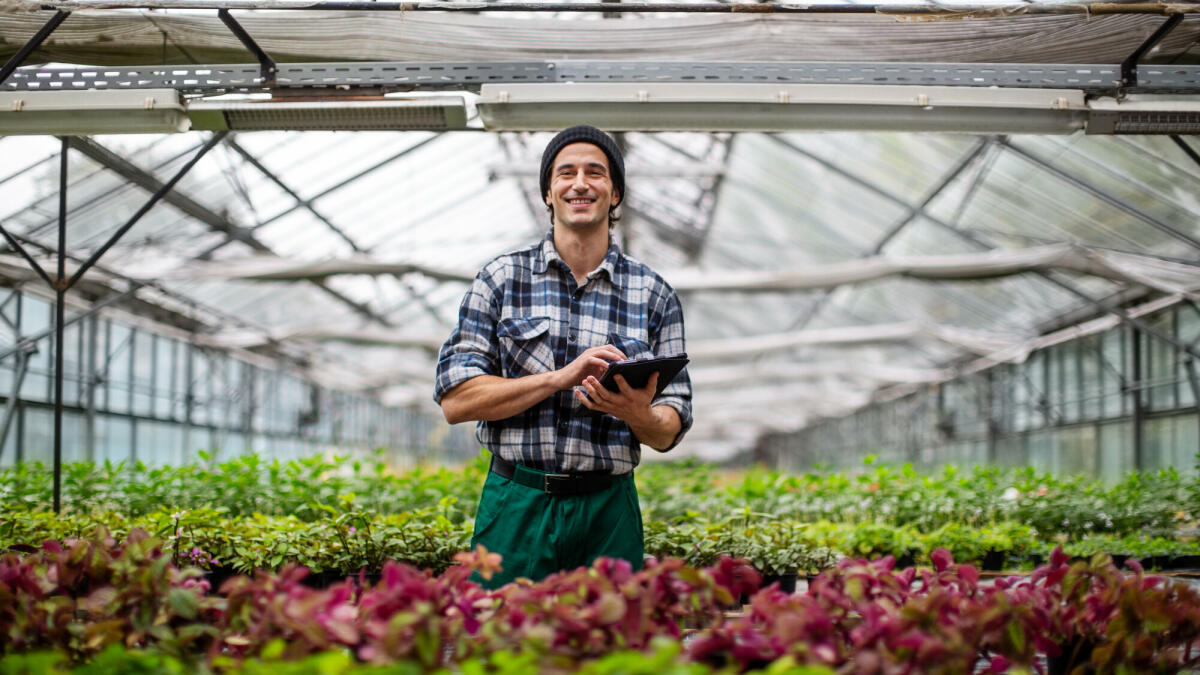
[568, 332, 576, 342]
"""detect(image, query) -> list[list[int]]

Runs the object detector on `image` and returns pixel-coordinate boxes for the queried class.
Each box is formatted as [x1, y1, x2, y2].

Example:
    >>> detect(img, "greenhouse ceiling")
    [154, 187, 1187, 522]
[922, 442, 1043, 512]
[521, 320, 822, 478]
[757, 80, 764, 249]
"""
[1, 0, 1200, 459]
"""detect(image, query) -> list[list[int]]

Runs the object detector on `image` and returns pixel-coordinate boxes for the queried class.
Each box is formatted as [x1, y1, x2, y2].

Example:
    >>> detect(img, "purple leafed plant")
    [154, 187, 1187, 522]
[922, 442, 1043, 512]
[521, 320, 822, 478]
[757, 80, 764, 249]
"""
[689, 547, 1200, 674]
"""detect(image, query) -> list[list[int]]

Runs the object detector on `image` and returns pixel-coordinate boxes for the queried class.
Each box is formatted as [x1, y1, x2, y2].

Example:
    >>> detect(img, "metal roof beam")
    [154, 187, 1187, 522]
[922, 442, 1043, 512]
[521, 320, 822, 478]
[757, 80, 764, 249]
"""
[686, 133, 734, 264]
[68, 135, 392, 326]
[198, 132, 443, 259]
[12, 62, 1200, 94]
[1172, 135, 1200, 170]
[778, 135, 995, 331]
[30, 2, 1200, 16]
[766, 132, 1200, 361]
[225, 135, 365, 253]
[67, 135, 266, 252]
[998, 137, 1200, 253]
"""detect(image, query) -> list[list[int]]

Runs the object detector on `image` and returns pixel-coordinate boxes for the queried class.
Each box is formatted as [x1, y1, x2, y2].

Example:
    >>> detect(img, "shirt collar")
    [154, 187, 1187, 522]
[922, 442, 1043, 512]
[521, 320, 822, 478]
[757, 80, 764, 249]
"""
[535, 228, 625, 287]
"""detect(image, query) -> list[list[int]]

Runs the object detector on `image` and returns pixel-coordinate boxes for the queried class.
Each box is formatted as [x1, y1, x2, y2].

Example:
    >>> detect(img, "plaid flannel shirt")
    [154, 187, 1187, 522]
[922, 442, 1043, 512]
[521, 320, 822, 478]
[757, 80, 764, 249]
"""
[434, 229, 693, 474]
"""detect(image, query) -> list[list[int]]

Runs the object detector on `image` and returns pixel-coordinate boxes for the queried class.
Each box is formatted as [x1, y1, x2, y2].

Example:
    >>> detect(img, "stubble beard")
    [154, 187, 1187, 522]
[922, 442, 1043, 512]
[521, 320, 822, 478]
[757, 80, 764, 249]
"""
[553, 206, 609, 234]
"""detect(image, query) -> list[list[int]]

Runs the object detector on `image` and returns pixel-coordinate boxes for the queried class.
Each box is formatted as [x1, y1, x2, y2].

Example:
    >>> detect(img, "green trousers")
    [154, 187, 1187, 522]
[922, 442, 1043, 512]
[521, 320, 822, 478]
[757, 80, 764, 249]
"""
[469, 460, 644, 589]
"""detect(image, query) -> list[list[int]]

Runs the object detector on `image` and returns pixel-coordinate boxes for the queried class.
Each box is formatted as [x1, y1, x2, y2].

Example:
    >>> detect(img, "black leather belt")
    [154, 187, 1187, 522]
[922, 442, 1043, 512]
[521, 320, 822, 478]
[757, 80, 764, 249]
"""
[489, 455, 622, 497]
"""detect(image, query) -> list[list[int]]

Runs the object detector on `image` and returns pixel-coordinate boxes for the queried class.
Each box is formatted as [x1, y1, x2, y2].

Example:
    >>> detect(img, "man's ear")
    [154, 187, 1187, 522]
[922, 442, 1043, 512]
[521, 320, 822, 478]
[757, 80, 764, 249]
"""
[544, 190, 552, 206]
[612, 189, 621, 206]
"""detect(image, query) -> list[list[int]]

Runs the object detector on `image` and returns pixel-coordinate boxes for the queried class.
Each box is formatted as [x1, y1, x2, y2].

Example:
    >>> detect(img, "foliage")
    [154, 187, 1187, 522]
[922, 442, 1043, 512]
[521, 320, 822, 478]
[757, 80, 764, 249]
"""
[4, 453, 1199, 579]
[0, 529, 221, 663]
[0, 452, 489, 524]
[5, 525, 1200, 674]
[689, 547, 1200, 674]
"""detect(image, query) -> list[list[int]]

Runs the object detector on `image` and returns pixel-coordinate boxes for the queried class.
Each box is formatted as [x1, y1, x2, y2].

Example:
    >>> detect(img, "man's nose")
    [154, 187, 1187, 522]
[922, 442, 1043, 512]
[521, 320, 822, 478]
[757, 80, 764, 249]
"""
[571, 172, 588, 190]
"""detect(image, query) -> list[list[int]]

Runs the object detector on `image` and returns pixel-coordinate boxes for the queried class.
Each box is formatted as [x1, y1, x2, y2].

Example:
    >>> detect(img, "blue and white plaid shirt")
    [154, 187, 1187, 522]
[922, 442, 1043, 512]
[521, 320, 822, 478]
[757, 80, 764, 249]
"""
[434, 229, 693, 475]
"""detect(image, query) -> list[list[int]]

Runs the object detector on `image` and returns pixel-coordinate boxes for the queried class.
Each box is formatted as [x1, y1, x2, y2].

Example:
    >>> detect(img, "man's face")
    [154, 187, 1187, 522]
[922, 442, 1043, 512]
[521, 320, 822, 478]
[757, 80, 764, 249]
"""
[545, 142, 620, 232]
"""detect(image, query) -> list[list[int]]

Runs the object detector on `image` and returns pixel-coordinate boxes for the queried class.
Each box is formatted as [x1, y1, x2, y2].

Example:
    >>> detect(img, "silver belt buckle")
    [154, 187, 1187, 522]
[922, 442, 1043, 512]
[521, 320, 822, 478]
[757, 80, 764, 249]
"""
[543, 472, 570, 493]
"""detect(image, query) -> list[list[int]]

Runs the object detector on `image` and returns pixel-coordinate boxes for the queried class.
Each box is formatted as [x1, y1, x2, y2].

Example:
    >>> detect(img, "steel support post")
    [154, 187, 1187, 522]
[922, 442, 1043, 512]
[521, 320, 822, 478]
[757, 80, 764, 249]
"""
[84, 313, 98, 462]
[986, 369, 998, 465]
[1185, 358, 1200, 412]
[0, 228, 54, 289]
[1172, 135, 1200, 169]
[0, 347, 33, 459]
[53, 137, 68, 514]
[128, 330, 136, 463]
[183, 340, 195, 453]
[1121, 14, 1185, 89]
[217, 9, 277, 86]
[1130, 326, 1145, 470]
[0, 10, 69, 86]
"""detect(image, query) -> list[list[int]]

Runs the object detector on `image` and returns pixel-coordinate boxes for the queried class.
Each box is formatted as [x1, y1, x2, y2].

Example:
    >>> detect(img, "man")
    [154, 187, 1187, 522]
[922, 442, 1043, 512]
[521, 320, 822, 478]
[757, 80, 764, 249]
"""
[433, 125, 693, 588]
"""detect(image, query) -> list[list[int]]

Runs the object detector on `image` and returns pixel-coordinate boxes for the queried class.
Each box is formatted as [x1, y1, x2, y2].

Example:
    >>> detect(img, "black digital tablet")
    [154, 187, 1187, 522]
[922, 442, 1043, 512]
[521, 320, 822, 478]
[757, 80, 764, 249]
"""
[597, 354, 689, 397]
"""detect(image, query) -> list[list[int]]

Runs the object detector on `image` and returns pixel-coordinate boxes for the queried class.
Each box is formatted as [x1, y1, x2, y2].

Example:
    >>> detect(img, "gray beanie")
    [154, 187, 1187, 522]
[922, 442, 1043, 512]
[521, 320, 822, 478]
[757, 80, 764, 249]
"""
[538, 125, 625, 204]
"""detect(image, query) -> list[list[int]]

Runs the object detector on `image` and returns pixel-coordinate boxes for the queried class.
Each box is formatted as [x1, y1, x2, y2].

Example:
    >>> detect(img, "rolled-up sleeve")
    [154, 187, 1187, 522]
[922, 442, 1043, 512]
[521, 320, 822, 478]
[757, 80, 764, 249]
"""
[650, 284, 692, 451]
[433, 269, 501, 404]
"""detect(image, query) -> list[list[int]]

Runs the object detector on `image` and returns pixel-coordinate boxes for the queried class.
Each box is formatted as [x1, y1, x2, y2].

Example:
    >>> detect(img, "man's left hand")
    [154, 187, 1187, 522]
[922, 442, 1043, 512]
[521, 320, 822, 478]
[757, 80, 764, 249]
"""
[574, 371, 658, 424]
[574, 372, 682, 451]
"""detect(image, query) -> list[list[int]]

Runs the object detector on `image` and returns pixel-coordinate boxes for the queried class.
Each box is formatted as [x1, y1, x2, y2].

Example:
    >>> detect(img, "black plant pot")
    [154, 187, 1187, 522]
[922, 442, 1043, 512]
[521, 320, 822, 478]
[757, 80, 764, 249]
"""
[1145, 555, 1172, 570]
[981, 550, 1005, 571]
[761, 573, 798, 594]
[203, 564, 240, 591]
[1165, 554, 1200, 571]
[299, 570, 343, 588]
[298, 569, 382, 588]
[1046, 638, 1096, 675]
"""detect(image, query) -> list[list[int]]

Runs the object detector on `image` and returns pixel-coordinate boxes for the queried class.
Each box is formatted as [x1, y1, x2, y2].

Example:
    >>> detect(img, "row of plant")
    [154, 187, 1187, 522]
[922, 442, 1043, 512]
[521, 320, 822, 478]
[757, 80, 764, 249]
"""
[4, 453, 1197, 540]
[637, 457, 1199, 538]
[6, 503, 1200, 583]
[0, 452, 482, 524]
[4, 528, 1199, 674]
[0, 641, 816, 675]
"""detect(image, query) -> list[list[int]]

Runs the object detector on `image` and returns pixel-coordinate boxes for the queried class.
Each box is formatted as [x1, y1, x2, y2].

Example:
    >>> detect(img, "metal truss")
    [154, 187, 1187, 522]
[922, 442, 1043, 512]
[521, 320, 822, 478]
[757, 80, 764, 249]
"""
[5, 61, 1200, 95]
[21, 1, 1200, 15]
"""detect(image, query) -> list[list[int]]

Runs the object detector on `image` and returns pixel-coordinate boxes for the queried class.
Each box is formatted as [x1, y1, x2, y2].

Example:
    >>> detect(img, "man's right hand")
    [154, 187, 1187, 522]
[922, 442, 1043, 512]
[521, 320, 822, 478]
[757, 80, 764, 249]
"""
[555, 344, 626, 390]
[441, 343, 626, 424]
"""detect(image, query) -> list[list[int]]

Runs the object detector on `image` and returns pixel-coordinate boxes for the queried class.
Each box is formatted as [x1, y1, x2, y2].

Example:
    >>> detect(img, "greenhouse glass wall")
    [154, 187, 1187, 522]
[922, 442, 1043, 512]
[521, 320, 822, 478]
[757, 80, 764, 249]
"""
[0, 287, 478, 466]
[762, 301, 1200, 480]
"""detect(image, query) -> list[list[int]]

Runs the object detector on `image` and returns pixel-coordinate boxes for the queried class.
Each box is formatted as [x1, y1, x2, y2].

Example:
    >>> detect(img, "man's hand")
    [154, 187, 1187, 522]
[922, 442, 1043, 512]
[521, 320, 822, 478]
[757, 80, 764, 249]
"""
[441, 344, 625, 424]
[574, 372, 682, 451]
[555, 344, 626, 390]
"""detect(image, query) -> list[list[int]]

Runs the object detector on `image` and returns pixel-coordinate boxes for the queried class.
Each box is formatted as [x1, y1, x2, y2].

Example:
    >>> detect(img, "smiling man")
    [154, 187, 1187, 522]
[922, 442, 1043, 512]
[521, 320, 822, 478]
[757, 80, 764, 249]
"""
[434, 125, 693, 587]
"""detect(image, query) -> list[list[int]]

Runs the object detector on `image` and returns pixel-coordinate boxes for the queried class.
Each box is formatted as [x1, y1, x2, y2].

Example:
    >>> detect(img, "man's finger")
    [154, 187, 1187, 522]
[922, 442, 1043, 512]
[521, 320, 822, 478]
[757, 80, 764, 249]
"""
[585, 376, 609, 400]
[573, 388, 597, 410]
[644, 371, 660, 392]
[594, 345, 627, 361]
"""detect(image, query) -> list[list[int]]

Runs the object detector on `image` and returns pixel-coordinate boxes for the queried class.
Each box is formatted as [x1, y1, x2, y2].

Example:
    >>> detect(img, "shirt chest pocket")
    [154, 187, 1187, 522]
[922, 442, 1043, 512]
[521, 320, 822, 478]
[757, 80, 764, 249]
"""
[608, 332, 654, 361]
[498, 316, 556, 377]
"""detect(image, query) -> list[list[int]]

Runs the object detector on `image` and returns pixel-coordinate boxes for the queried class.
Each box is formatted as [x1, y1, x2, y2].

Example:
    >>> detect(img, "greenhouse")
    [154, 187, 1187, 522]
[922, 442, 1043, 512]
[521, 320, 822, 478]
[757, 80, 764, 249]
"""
[2, 0, 1200, 672]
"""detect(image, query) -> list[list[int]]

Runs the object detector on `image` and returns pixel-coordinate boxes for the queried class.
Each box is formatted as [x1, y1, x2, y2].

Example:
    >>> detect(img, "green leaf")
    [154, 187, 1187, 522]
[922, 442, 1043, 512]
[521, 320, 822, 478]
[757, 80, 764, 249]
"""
[167, 588, 199, 620]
